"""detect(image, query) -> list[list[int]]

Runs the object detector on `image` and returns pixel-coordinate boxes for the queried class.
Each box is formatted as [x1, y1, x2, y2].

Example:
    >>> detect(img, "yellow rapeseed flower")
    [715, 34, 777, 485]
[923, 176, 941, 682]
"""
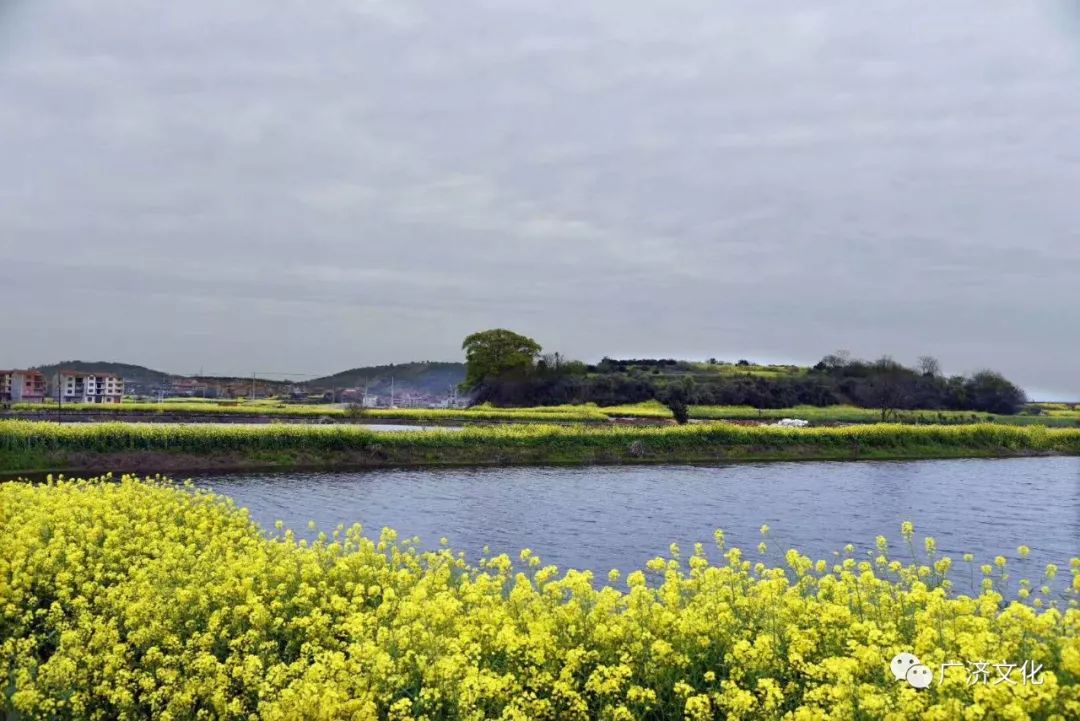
[0, 476, 1076, 721]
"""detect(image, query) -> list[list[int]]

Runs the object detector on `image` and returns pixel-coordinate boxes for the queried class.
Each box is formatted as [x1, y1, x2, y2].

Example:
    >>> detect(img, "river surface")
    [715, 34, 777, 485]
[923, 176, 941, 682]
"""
[193, 457, 1080, 583]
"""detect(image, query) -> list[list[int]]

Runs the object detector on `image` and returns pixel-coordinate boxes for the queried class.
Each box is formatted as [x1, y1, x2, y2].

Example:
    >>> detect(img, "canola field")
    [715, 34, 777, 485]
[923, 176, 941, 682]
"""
[10, 401, 610, 424]
[1, 476, 1077, 720]
[12, 400, 1080, 428]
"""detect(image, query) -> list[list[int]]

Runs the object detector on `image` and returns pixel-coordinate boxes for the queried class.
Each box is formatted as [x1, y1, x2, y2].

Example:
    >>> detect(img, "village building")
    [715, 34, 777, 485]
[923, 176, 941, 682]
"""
[56, 371, 124, 403]
[0, 370, 47, 403]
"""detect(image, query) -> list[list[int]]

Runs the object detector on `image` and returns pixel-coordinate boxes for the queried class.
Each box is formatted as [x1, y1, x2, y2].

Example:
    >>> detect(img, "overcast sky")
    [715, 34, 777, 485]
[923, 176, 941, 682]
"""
[2, 1, 1079, 397]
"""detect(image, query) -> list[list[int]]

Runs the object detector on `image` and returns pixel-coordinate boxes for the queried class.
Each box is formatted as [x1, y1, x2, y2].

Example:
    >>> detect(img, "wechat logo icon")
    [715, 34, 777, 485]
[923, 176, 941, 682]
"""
[891, 652, 932, 689]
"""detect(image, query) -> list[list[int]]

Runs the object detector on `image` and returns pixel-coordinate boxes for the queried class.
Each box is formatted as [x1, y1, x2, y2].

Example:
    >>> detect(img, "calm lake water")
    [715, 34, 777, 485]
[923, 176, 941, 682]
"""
[193, 457, 1080, 581]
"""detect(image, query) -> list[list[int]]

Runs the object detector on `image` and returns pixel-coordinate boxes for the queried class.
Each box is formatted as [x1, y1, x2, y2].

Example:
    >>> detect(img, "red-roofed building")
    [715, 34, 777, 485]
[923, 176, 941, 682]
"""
[0, 370, 47, 403]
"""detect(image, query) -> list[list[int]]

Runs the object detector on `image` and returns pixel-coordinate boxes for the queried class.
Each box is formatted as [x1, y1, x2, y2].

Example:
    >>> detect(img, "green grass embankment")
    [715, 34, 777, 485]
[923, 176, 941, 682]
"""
[602, 402, 1080, 427]
[2, 420, 1078, 473]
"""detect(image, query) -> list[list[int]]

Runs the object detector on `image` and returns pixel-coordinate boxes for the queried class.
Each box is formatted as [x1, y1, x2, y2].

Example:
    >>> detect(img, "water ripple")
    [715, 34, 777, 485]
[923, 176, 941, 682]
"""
[194, 457, 1080, 575]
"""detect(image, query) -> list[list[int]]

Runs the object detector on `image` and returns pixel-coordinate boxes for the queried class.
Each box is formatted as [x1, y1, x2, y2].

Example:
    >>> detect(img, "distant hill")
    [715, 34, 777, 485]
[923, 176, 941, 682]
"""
[308, 361, 465, 397]
[27, 360, 465, 399]
[33, 361, 172, 386]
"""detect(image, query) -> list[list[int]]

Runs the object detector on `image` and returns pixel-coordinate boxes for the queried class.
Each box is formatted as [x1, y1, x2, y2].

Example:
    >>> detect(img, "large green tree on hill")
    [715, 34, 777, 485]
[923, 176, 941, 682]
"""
[461, 329, 542, 390]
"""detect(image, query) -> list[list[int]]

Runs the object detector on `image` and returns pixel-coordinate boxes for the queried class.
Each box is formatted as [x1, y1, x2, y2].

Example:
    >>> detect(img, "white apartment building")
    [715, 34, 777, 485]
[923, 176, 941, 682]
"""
[57, 371, 124, 403]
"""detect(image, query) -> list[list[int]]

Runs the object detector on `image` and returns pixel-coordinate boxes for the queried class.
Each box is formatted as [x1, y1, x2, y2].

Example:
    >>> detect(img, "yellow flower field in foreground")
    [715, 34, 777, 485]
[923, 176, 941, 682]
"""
[1, 476, 1078, 720]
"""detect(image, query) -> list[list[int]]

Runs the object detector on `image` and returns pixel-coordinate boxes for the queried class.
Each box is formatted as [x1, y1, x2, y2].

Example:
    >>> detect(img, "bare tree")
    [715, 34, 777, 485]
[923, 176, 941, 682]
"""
[539, 353, 563, 371]
[818, 350, 851, 371]
[917, 355, 941, 378]
[863, 356, 914, 421]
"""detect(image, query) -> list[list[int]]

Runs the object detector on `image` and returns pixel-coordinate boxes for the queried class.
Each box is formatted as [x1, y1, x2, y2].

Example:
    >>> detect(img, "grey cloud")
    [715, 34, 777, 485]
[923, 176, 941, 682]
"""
[1, 0, 1079, 397]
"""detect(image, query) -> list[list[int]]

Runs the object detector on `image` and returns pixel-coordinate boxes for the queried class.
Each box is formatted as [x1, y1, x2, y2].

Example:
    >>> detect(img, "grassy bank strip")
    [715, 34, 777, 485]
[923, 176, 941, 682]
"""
[1, 477, 1077, 719]
[2, 420, 1078, 472]
[13, 401, 1077, 427]
[602, 401, 1080, 427]
[10, 402, 610, 423]
[690, 404, 1080, 426]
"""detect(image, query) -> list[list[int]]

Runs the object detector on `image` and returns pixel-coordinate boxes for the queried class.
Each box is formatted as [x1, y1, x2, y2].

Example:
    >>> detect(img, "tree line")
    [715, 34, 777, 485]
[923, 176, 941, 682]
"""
[461, 330, 1028, 420]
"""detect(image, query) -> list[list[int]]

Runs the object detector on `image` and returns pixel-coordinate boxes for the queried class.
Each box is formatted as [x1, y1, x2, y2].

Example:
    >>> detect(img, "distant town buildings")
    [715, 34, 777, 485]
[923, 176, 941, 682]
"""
[1, 368, 467, 408]
[430, 396, 470, 409]
[168, 376, 207, 396]
[330, 386, 470, 408]
[56, 371, 124, 403]
[0, 370, 47, 403]
[339, 389, 381, 407]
